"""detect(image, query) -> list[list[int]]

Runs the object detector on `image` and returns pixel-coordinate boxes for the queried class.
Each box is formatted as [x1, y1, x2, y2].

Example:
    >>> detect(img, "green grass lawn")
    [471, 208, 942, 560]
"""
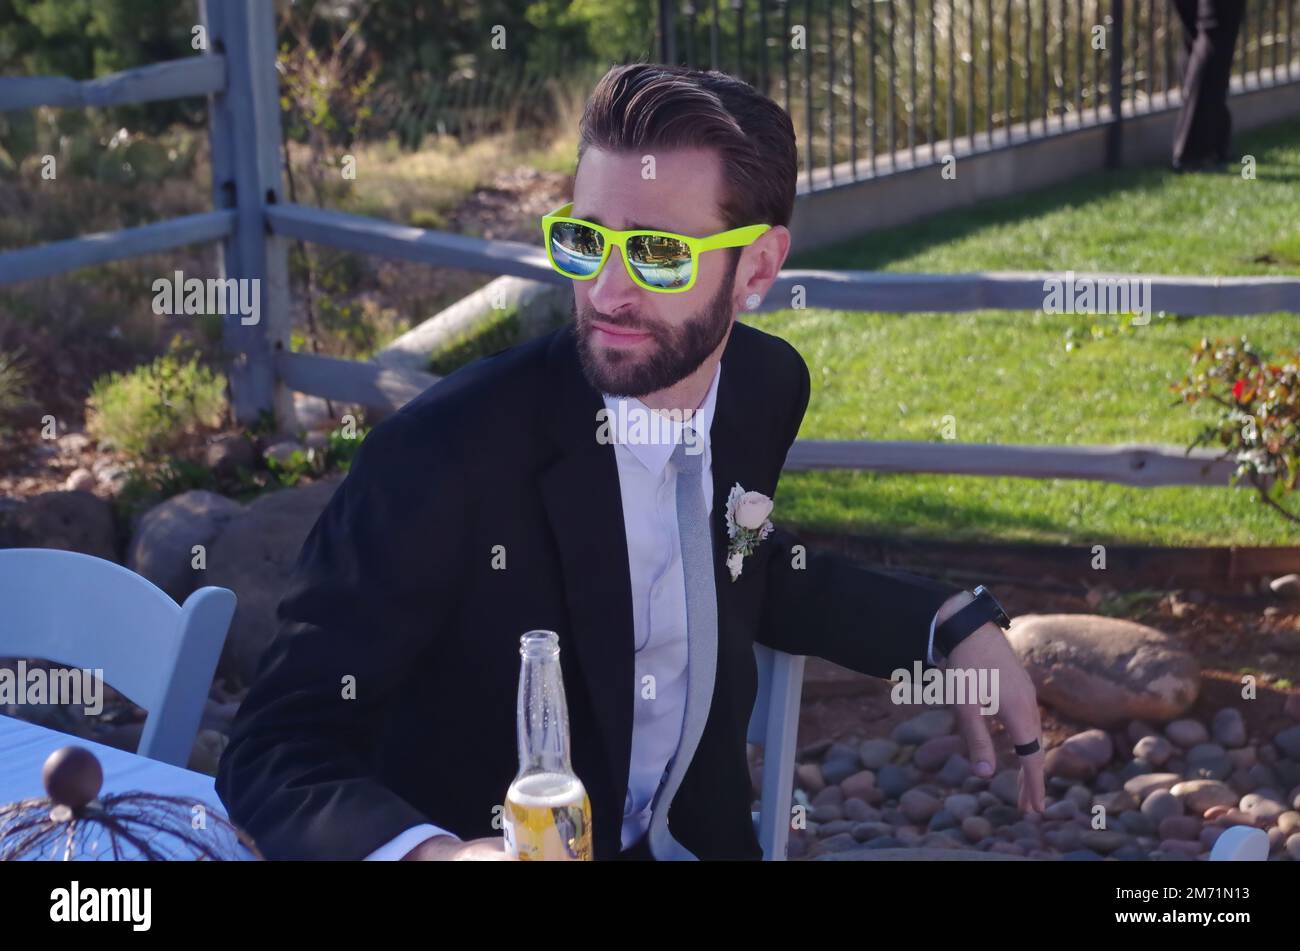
[749, 118, 1300, 547]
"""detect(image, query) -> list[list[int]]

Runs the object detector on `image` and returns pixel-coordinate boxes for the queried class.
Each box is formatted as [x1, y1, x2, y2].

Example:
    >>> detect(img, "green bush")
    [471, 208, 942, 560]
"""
[265, 425, 370, 488]
[0, 348, 32, 440]
[86, 350, 227, 462]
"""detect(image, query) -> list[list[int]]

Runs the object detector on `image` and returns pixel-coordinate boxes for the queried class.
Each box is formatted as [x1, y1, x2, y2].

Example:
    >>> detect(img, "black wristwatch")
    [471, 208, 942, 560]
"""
[934, 585, 1010, 657]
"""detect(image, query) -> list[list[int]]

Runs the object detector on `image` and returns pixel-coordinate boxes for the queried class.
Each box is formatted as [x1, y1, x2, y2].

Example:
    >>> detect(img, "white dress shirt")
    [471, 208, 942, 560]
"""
[365, 360, 951, 860]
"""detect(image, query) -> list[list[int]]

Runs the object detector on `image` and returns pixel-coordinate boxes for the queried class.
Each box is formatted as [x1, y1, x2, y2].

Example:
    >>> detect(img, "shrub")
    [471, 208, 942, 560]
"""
[265, 425, 370, 488]
[1172, 336, 1300, 525]
[86, 349, 227, 462]
[0, 348, 32, 443]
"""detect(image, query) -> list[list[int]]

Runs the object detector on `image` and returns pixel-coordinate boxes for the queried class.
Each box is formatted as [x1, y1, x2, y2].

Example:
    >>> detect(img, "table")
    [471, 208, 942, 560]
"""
[0, 714, 255, 859]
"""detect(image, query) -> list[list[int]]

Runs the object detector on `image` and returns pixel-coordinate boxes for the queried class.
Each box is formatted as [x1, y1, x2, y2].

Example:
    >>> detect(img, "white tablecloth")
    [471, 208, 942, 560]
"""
[0, 715, 255, 860]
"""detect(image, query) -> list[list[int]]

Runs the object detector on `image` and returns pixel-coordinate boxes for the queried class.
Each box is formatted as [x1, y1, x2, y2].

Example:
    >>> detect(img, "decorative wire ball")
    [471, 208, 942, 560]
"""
[0, 746, 262, 861]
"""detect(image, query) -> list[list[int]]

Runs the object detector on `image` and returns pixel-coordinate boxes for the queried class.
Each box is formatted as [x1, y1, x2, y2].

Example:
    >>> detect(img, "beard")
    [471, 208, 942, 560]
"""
[574, 252, 739, 398]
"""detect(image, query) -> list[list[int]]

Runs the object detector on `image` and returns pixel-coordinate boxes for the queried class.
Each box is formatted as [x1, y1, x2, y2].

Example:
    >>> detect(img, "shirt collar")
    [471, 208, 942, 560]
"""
[601, 362, 721, 476]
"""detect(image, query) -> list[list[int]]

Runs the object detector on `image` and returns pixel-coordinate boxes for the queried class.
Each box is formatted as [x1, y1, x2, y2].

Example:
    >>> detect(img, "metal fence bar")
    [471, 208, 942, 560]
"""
[948, 0, 956, 152]
[1040, 0, 1049, 131]
[828, 0, 837, 184]
[889, 0, 898, 169]
[1005, 0, 1013, 141]
[849, 0, 858, 180]
[1107, 0, 1124, 166]
[868, 0, 878, 174]
[929, 0, 938, 150]
[909, 0, 917, 163]
[805, 0, 815, 188]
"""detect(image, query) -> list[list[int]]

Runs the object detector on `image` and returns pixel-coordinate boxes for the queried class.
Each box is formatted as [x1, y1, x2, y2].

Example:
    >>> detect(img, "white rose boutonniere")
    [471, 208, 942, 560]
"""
[723, 483, 774, 581]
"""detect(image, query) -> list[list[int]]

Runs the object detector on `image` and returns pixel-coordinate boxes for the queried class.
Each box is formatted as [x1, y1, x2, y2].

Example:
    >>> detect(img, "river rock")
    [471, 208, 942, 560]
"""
[204, 477, 342, 685]
[1170, 779, 1238, 813]
[1133, 734, 1174, 766]
[841, 770, 876, 801]
[0, 491, 117, 561]
[1166, 718, 1209, 748]
[127, 490, 244, 603]
[1140, 788, 1184, 822]
[1124, 772, 1181, 801]
[914, 734, 965, 772]
[859, 738, 899, 769]
[892, 709, 955, 745]
[1211, 708, 1247, 748]
[1273, 724, 1300, 760]
[1006, 614, 1199, 726]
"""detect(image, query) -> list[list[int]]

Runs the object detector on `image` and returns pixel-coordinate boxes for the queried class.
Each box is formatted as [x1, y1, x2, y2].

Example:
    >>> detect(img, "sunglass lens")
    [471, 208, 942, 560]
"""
[550, 221, 604, 277]
[627, 235, 693, 289]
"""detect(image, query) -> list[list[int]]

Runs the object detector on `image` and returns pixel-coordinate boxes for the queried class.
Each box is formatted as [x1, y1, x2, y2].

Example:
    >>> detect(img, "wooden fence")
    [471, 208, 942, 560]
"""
[2, 0, 1298, 493]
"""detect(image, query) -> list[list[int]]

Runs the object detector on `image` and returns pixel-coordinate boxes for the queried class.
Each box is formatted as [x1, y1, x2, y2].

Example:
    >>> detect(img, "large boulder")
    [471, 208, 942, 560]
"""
[204, 477, 342, 686]
[1007, 614, 1199, 727]
[0, 491, 117, 561]
[127, 490, 244, 603]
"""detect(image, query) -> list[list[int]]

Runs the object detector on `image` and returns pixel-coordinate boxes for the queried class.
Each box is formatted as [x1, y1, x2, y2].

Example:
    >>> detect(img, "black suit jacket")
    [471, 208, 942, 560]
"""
[215, 321, 964, 860]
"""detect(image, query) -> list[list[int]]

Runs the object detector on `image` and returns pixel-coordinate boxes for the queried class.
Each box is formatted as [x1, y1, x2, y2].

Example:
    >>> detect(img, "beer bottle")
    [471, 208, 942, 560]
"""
[503, 630, 593, 860]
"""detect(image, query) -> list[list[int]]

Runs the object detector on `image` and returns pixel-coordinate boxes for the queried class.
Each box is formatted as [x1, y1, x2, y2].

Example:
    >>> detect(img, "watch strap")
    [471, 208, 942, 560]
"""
[934, 593, 1001, 656]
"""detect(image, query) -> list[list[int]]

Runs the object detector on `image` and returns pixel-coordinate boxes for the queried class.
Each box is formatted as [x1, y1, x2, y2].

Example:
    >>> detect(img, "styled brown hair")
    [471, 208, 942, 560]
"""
[577, 62, 798, 231]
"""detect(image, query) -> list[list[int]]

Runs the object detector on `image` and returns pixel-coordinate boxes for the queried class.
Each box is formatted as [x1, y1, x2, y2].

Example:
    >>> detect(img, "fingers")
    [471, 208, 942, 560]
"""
[998, 668, 1046, 814]
[954, 699, 997, 778]
[1017, 749, 1047, 814]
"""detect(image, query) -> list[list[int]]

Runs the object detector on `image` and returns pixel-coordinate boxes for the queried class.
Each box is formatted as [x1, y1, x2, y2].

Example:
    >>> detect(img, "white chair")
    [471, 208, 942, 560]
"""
[0, 548, 235, 768]
[1209, 824, 1270, 860]
[748, 642, 806, 861]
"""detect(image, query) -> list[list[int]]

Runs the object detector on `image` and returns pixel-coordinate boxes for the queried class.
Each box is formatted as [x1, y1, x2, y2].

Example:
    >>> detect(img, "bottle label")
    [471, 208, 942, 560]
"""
[502, 812, 517, 857]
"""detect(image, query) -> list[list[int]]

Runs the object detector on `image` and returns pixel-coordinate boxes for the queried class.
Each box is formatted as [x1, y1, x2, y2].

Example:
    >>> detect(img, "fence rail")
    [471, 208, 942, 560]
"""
[0, 56, 227, 112]
[0, 211, 235, 286]
[784, 439, 1237, 486]
[1, 0, 1295, 496]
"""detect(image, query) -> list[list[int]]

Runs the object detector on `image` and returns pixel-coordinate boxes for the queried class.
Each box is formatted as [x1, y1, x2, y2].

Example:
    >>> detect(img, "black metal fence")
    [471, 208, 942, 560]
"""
[655, 0, 1300, 189]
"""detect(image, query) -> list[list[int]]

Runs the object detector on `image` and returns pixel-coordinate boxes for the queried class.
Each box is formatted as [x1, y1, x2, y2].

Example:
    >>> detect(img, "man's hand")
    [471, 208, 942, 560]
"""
[939, 596, 1046, 815]
[401, 835, 515, 861]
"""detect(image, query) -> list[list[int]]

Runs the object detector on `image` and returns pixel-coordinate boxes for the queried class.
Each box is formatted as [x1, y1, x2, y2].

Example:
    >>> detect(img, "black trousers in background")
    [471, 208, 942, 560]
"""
[1171, 0, 1245, 167]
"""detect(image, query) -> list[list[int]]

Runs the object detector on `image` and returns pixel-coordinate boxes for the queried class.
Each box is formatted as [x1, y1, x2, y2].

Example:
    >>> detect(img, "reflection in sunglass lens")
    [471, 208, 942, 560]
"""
[550, 221, 605, 277]
[627, 234, 693, 289]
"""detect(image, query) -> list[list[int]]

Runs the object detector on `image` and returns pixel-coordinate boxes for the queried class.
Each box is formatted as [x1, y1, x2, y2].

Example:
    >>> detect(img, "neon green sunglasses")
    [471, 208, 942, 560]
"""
[540, 202, 771, 293]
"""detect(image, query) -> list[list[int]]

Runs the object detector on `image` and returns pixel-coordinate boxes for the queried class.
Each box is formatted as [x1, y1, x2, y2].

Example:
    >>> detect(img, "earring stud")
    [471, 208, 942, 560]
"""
[745, 293, 761, 310]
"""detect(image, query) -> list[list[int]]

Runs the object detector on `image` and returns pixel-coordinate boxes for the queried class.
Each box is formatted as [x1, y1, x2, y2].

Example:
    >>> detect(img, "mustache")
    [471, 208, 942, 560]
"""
[578, 308, 655, 333]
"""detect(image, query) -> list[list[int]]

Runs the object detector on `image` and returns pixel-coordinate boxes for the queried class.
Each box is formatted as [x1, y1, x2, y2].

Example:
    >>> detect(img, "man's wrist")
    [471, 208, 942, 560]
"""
[401, 834, 462, 861]
[934, 586, 1009, 657]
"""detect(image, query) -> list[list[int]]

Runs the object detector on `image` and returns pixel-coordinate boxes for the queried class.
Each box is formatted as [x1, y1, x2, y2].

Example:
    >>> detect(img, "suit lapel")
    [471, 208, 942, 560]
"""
[707, 332, 754, 627]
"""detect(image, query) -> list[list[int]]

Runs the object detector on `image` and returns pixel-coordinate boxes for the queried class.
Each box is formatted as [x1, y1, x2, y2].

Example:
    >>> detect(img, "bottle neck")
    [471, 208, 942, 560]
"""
[517, 644, 573, 775]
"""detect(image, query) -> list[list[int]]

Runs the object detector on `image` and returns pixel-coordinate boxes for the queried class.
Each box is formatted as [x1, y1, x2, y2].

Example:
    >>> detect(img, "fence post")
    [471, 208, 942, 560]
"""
[1105, 0, 1125, 168]
[658, 0, 677, 64]
[201, 0, 294, 430]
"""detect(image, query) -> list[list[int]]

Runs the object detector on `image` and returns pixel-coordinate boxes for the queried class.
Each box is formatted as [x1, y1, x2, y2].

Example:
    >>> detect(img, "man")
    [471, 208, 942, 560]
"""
[1171, 0, 1245, 171]
[216, 63, 1046, 861]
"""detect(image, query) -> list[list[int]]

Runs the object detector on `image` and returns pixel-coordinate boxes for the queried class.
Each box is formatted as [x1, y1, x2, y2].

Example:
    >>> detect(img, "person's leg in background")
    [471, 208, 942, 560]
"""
[1171, 0, 1246, 170]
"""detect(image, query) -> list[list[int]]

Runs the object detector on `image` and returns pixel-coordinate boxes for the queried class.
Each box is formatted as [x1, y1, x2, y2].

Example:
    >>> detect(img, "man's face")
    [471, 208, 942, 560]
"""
[569, 147, 741, 398]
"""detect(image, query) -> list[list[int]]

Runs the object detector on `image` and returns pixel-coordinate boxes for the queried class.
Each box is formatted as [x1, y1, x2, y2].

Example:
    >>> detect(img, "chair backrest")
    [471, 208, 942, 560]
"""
[748, 642, 806, 861]
[1208, 824, 1269, 861]
[0, 548, 235, 767]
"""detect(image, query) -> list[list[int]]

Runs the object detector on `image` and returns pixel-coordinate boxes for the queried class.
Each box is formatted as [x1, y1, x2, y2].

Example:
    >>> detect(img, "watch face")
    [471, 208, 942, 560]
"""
[974, 585, 1011, 627]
